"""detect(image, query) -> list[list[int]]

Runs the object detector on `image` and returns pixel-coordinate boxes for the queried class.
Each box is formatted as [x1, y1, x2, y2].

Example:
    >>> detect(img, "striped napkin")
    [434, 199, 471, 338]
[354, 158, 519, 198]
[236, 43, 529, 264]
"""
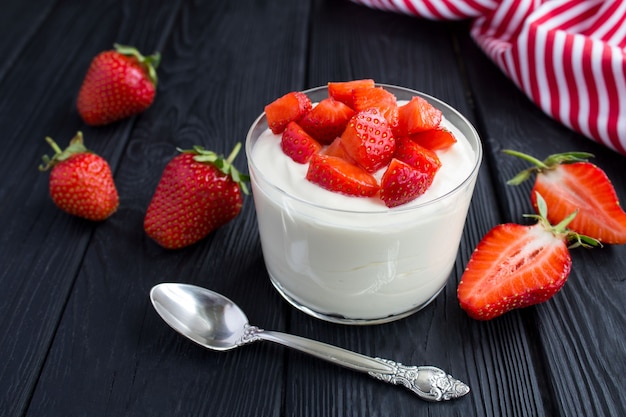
[350, 0, 626, 155]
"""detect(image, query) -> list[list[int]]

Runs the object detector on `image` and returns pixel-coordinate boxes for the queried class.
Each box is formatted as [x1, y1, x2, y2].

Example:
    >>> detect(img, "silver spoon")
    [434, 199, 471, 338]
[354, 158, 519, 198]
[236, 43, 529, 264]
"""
[150, 282, 470, 402]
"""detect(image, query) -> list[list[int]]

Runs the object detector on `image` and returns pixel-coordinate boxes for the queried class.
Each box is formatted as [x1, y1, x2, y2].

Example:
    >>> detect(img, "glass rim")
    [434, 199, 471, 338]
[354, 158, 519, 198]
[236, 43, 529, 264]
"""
[245, 84, 483, 215]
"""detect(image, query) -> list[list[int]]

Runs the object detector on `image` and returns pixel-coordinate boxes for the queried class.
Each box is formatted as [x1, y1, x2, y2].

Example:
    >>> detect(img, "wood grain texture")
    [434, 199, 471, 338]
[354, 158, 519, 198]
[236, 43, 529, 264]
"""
[0, 0, 170, 414]
[285, 2, 547, 416]
[24, 0, 308, 416]
[0, 0, 624, 416]
[458, 32, 626, 417]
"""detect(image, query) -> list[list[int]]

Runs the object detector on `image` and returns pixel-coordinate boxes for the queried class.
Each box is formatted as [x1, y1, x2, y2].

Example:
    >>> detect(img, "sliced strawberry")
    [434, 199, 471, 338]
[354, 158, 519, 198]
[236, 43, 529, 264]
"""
[380, 158, 433, 207]
[457, 222, 571, 320]
[394, 136, 441, 175]
[323, 137, 356, 164]
[299, 98, 355, 144]
[328, 79, 375, 108]
[506, 150, 626, 244]
[340, 108, 395, 173]
[351, 86, 398, 125]
[306, 153, 379, 197]
[395, 96, 442, 137]
[264, 91, 312, 134]
[457, 194, 599, 320]
[408, 127, 457, 151]
[379, 138, 441, 207]
[281, 121, 321, 163]
[532, 162, 626, 244]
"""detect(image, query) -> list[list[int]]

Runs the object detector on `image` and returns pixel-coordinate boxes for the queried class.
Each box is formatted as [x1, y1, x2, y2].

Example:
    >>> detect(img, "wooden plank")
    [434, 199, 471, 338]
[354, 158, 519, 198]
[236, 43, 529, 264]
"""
[0, 1, 181, 415]
[457, 31, 626, 416]
[282, 2, 547, 416]
[0, 0, 57, 81]
[2, 0, 622, 416]
[24, 0, 312, 416]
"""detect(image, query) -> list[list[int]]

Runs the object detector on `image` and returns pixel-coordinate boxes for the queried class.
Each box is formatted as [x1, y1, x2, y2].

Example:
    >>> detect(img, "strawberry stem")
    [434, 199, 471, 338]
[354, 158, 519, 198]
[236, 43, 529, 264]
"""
[45, 136, 63, 155]
[39, 131, 89, 171]
[114, 43, 161, 86]
[503, 149, 594, 185]
[503, 149, 548, 169]
[524, 192, 601, 249]
[178, 143, 250, 195]
[225, 142, 242, 165]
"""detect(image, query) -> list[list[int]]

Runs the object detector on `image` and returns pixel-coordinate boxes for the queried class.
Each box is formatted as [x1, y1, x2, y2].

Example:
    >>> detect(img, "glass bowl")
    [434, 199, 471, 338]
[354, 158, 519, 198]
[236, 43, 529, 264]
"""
[245, 84, 482, 324]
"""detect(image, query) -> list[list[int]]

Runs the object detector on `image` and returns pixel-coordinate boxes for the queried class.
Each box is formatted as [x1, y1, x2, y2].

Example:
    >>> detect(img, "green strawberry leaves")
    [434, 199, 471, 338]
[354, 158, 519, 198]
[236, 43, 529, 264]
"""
[504, 149, 595, 185]
[178, 142, 250, 195]
[524, 192, 601, 249]
[114, 43, 161, 86]
[39, 131, 90, 171]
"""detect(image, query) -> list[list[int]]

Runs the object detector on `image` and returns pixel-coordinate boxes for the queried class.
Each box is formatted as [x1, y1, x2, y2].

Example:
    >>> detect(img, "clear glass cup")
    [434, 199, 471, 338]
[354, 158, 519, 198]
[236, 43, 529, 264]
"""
[246, 84, 482, 324]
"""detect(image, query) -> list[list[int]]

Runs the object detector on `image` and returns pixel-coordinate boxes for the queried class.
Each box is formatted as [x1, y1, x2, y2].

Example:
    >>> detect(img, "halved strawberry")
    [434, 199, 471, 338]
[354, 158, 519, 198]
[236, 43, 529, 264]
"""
[340, 108, 395, 173]
[299, 98, 355, 144]
[306, 153, 379, 197]
[457, 194, 599, 320]
[264, 91, 312, 134]
[395, 96, 442, 137]
[394, 136, 441, 175]
[380, 158, 434, 207]
[328, 79, 375, 108]
[281, 121, 321, 163]
[351, 86, 398, 125]
[505, 150, 626, 244]
[408, 127, 457, 151]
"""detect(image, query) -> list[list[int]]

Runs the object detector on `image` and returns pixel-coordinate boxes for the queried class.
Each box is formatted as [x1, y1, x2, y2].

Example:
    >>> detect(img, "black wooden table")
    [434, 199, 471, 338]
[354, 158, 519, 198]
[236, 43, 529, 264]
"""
[2, 1, 625, 416]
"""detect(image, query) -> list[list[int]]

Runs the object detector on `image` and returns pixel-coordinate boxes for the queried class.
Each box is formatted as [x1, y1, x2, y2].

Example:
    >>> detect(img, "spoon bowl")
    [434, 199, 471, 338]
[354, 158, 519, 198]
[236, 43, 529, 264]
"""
[150, 283, 248, 351]
[150, 282, 470, 402]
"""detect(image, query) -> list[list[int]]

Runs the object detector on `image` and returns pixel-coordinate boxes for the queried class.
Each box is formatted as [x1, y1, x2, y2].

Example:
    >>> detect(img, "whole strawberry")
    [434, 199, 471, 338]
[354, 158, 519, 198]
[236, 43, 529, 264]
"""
[39, 132, 119, 221]
[77, 43, 160, 126]
[144, 143, 249, 249]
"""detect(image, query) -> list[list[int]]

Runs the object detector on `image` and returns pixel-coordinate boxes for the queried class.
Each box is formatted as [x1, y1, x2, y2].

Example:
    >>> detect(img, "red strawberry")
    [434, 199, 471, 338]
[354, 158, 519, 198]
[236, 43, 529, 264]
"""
[39, 131, 119, 221]
[379, 137, 441, 207]
[505, 150, 626, 244]
[264, 91, 312, 134]
[394, 136, 441, 174]
[395, 96, 442, 137]
[306, 153, 379, 197]
[328, 79, 375, 108]
[281, 121, 321, 163]
[457, 194, 599, 320]
[408, 127, 457, 151]
[77, 44, 160, 126]
[323, 137, 357, 164]
[380, 158, 434, 208]
[144, 143, 249, 249]
[340, 108, 395, 173]
[298, 98, 355, 144]
[351, 86, 398, 125]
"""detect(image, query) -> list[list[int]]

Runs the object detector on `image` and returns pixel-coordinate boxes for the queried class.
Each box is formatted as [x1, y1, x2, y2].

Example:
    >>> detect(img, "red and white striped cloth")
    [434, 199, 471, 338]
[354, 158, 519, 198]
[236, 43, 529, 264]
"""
[350, 0, 626, 155]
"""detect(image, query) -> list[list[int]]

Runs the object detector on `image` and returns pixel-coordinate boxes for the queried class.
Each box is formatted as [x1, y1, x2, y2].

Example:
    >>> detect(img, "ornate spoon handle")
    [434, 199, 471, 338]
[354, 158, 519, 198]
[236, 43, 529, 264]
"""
[239, 325, 469, 402]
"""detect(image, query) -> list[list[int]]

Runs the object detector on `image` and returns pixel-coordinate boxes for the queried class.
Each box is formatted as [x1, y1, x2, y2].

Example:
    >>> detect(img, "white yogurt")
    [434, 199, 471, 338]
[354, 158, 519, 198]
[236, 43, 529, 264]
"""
[246, 85, 482, 324]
